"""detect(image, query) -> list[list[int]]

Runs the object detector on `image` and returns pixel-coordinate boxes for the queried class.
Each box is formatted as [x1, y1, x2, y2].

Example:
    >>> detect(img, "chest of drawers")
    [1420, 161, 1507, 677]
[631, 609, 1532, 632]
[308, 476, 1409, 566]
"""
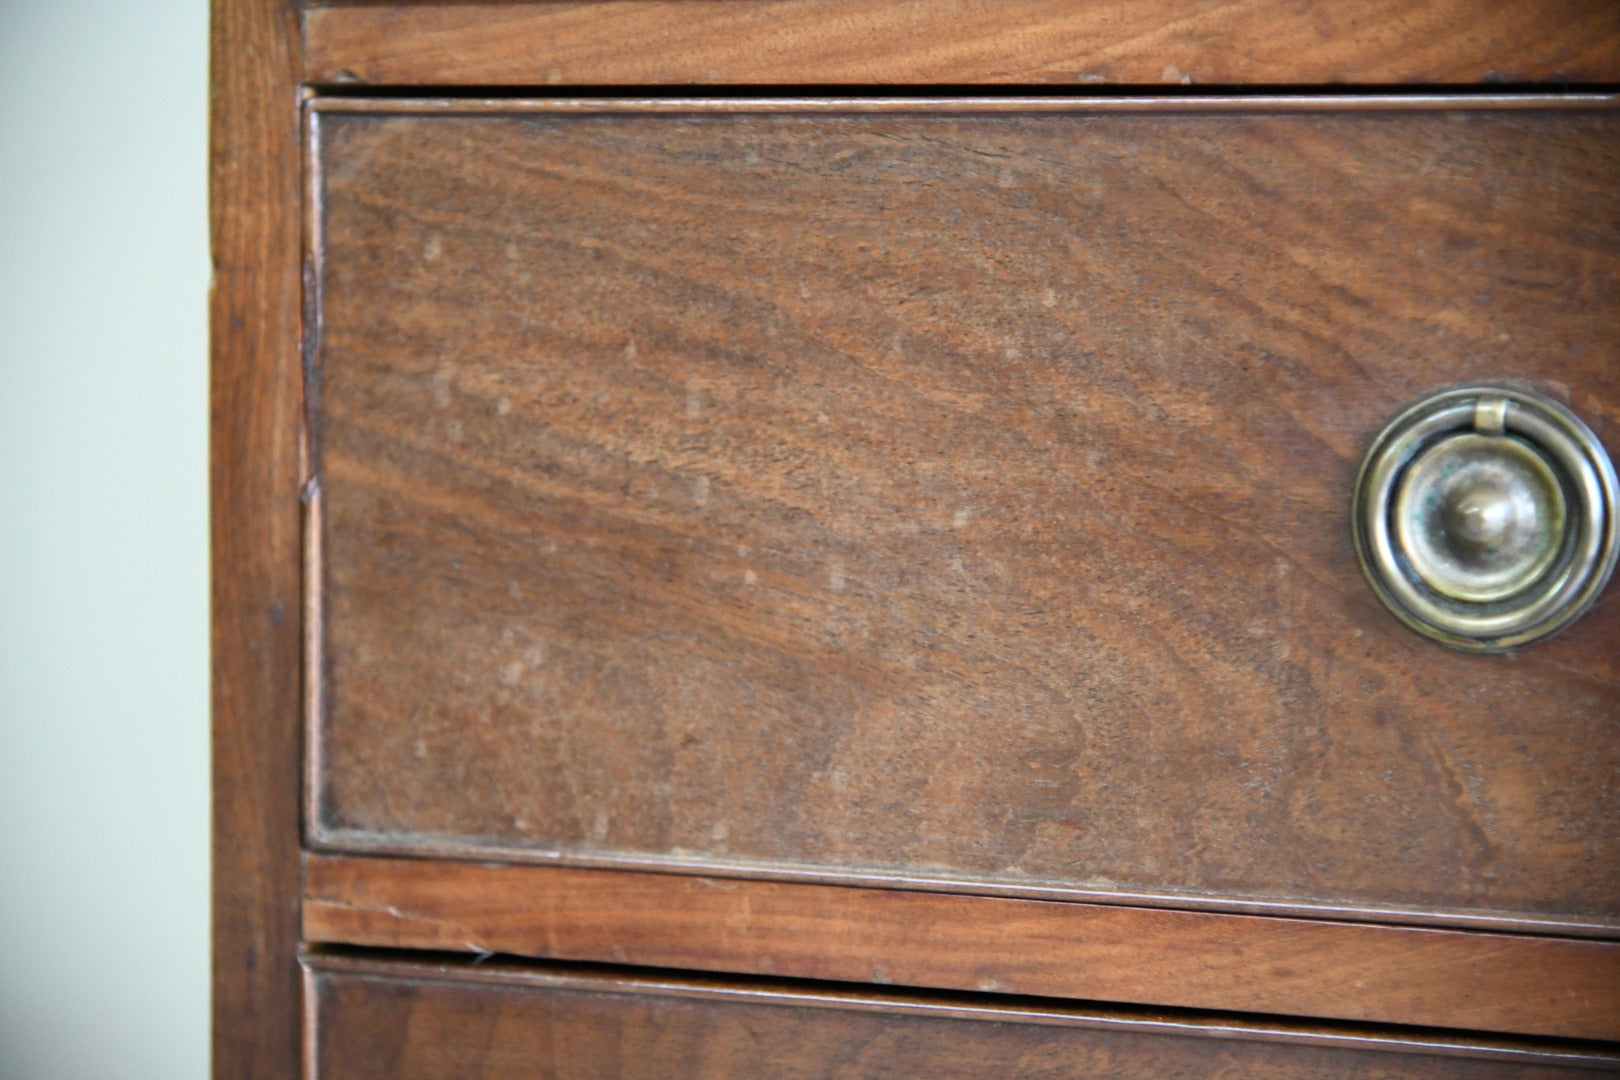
[214, 3, 1620, 1075]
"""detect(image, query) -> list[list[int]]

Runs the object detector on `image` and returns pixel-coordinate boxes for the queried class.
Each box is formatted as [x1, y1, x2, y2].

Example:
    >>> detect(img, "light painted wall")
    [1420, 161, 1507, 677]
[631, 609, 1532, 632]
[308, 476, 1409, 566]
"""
[0, 3, 209, 1077]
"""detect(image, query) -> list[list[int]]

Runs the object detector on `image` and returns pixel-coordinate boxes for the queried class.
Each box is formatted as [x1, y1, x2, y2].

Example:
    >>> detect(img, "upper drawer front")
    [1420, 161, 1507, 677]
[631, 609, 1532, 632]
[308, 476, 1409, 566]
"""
[308, 101, 1620, 928]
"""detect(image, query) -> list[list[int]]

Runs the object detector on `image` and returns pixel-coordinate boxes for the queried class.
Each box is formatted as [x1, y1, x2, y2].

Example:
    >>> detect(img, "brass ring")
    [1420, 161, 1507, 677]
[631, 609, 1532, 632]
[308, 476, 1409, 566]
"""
[1351, 385, 1618, 651]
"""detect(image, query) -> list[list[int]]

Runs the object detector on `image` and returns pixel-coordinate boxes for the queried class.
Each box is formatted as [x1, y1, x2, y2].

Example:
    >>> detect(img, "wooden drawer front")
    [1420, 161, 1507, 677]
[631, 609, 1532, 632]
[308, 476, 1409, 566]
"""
[307, 956, 1616, 1079]
[308, 100, 1620, 929]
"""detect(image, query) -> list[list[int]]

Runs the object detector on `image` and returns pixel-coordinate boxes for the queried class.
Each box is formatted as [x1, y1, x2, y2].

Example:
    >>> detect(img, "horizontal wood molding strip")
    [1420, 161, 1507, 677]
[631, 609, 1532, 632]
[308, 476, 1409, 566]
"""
[301, 1, 1620, 88]
[303, 854, 1620, 1041]
[308, 93, 1620, 116]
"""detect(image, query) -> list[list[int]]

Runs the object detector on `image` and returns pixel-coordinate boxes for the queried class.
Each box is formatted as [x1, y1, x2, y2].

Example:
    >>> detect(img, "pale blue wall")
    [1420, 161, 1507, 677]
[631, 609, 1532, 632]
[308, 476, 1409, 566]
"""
[0, 3, 210, 1076]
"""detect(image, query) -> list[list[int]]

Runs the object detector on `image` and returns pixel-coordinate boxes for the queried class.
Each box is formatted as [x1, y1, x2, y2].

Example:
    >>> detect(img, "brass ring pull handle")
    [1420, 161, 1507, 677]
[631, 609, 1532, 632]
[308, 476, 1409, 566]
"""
[1352, 385, 1618, 651]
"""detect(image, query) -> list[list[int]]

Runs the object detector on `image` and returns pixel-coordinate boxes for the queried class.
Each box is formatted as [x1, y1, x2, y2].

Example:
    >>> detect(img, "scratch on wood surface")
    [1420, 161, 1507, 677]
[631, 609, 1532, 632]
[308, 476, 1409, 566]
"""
[313, 896, 495, 956]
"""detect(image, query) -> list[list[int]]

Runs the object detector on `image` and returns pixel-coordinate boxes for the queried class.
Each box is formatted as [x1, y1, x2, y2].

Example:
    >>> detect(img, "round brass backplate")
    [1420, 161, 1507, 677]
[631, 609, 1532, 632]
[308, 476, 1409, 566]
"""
[1352, 386, 1618, 651]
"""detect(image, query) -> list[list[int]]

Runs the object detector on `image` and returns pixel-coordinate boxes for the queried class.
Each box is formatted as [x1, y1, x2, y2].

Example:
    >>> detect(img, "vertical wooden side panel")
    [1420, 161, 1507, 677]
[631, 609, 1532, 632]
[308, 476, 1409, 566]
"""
[211, 0, 304, 1076]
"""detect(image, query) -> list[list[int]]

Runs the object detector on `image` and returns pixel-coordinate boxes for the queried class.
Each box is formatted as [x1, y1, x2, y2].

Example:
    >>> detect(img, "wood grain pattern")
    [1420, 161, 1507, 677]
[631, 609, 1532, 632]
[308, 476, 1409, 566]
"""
[212, 0, 305, 1077]
[306, 954, 1620, 1078]
[301, 0, 1620, 88]
[303, 854, 1620, 1041]
[309, 102, 1620, 928]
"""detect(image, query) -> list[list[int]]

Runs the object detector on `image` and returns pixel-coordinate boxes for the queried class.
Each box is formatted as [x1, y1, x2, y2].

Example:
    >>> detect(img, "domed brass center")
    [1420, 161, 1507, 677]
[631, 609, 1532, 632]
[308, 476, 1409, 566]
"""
[1445, 481, 1523, 549]
[1394, 433, 1566, 603]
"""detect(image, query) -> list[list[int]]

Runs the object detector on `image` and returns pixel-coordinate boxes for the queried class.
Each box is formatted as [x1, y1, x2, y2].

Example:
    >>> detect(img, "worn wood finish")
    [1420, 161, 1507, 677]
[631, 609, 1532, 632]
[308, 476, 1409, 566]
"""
[309, 103, 1620, 929]
[305, 955, 1620, 1078]
[302, 854, 1620, 1041]
[211, 0, 305, 1077]
[301, 0, 1620, 88]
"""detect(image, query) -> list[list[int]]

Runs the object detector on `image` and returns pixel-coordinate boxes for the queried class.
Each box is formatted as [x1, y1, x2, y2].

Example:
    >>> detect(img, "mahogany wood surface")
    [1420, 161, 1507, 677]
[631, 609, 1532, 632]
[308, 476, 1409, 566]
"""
[306, 954, 1620, 1078]
[217, 0, 1620, 1069]
[211, 0, 305, 1077]
[301, 0, 1620, 88]
[303, 854, 1620, 1041]
[308, 101, 1620, 929]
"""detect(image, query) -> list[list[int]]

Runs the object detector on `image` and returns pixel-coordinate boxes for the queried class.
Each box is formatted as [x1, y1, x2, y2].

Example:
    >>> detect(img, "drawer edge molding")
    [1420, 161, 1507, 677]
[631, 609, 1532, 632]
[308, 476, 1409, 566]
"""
[306, 830, 1620, 941]
[305, 94, 1620, 118]
[300, 0, 1620, 89]
[302, 853, 1620, 1042]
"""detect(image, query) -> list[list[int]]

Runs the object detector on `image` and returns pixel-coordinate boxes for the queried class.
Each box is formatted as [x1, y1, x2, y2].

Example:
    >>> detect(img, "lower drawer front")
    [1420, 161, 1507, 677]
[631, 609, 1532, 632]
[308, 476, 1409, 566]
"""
[308, 958, 1615, 1079]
